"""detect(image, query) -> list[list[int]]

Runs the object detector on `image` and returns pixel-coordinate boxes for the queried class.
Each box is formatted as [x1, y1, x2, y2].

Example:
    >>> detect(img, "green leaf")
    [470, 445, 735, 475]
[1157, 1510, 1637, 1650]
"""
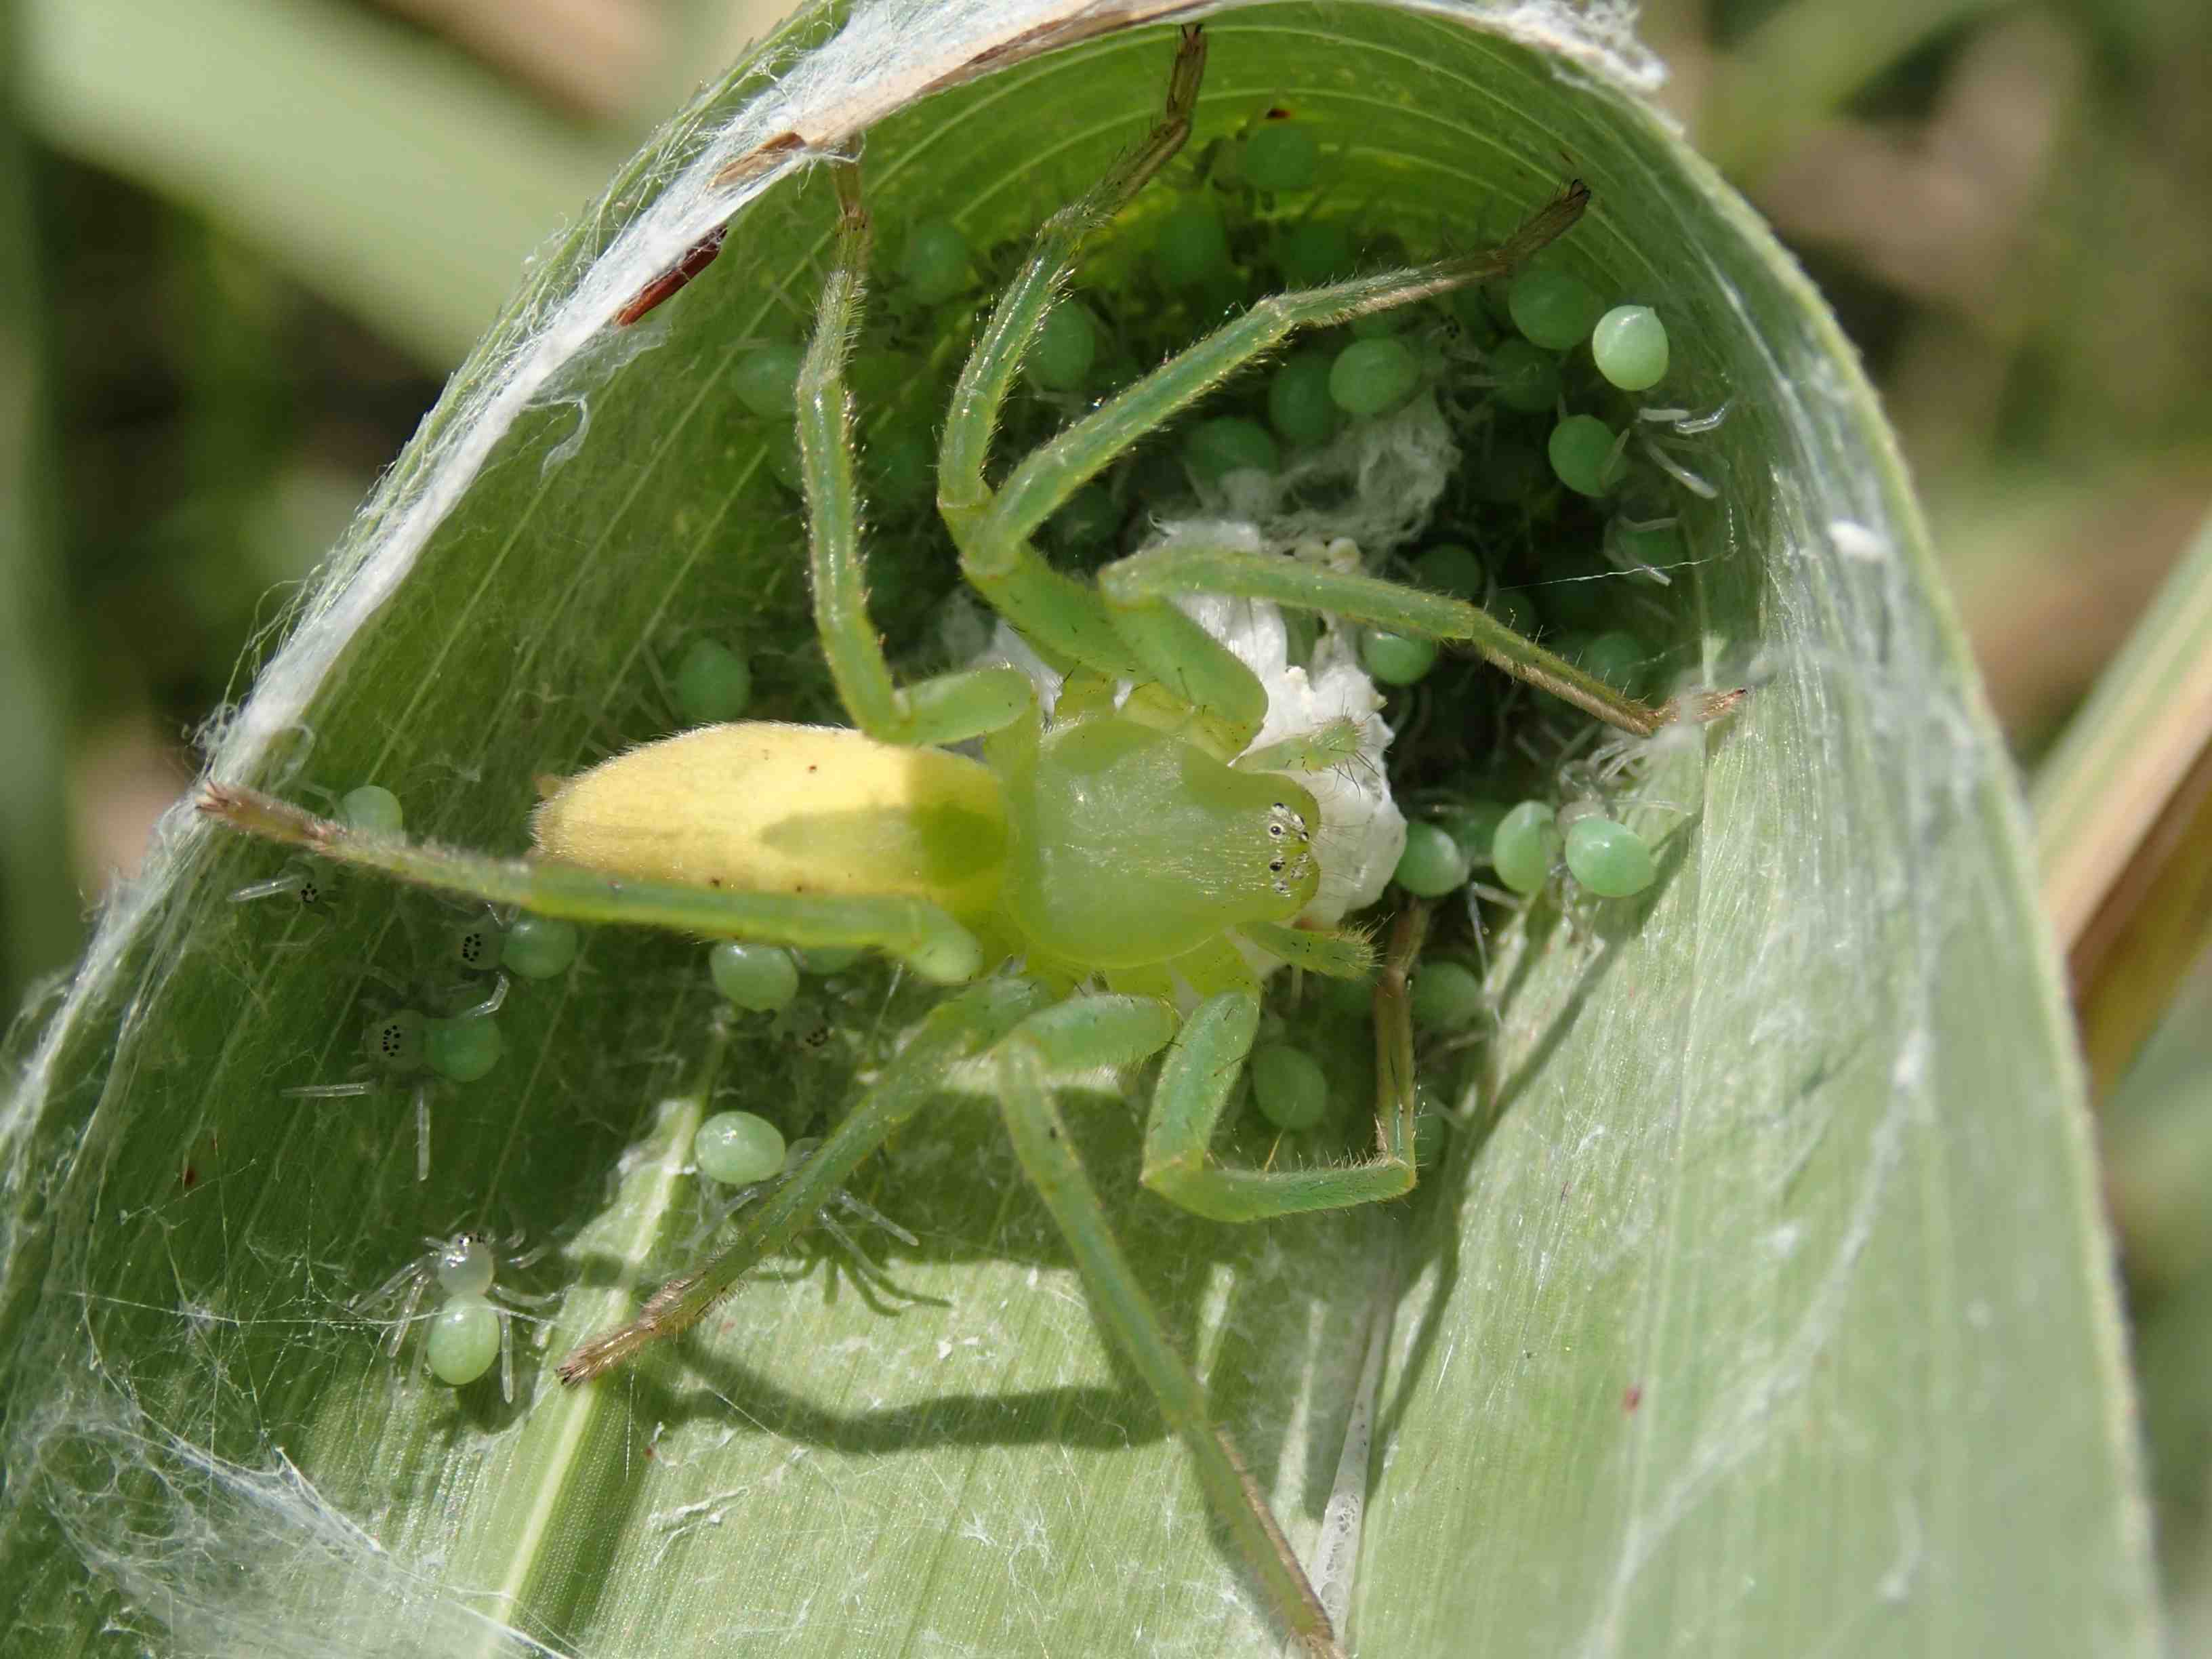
[20, 0, 631, 368]
[1, 3, 2156, 1656]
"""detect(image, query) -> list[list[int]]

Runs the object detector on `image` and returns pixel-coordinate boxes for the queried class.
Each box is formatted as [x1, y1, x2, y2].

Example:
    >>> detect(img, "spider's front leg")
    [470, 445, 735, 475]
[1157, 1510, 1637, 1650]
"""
[947, 161, 1698, 740]
[1140, 903, 1429, 1224]
[921, 26, 1284, 752]
[196, 785, 988, 983]
[796, 163, 1038, 750]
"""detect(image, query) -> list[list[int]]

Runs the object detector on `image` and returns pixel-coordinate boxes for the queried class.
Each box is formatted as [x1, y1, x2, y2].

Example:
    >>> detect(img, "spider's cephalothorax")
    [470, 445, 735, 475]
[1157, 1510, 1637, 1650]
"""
[200, 24, 1723, 1658]
[998, 712, 1319, 970]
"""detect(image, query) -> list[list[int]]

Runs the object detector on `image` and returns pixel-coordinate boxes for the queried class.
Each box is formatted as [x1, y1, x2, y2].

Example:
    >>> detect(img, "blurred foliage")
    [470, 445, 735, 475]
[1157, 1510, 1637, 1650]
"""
[5, 0, 2212, 1640]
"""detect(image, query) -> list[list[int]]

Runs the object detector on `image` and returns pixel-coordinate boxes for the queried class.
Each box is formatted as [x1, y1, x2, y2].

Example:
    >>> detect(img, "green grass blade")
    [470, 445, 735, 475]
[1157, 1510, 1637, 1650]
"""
[20, 0, 630, 367]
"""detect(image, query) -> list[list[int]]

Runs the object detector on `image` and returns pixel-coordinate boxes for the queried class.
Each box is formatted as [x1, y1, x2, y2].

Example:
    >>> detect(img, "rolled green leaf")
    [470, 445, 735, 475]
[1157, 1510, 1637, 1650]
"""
[0, 3, 2154, 1656]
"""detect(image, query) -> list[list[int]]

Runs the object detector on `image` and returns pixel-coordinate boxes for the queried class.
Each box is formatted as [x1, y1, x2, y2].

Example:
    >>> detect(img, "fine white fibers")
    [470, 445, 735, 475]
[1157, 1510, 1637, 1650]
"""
[1204, 391, 1462, 560]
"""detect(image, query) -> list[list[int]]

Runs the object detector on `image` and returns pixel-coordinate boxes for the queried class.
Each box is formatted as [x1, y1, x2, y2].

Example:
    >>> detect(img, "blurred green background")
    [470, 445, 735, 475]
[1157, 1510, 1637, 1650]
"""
[4, 0, 2211, 1640]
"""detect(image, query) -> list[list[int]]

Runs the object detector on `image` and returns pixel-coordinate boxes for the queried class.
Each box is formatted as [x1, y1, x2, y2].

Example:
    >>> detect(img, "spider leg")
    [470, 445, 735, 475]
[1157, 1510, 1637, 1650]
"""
[197, 785, 986, 985]
[554, 977, 1050, 1383]
[1140, 905, 1427, 1223]
[927, 28, 1282, 752]
[949, 183, 1653, 740]
[794, 163, 1039, 748]
[987, 993, 1341, 1659]
[384, 1269, 428, 1359]
[413, 1081, 432, 1183]
[984, 181, 1588, 552]
[1099, 532, 1671, 737]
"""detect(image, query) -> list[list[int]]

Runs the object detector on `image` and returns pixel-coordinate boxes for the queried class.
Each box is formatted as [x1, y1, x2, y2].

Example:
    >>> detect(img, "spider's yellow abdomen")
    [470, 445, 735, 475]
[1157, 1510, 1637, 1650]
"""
[532, 722, 1007, 921]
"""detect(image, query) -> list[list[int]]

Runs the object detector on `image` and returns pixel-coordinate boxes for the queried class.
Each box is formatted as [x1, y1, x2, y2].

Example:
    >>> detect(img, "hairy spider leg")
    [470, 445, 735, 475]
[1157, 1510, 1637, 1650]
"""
[1097, 535, 1687, 736]
[1142, 900, 1426, 1221]
[960, 179, 1682, 740]
[989, 998, 1338, 1659]
[891, 58, 1656, 746]
[556, 979, 1050, 1380]
[556, 968, 1357, 1655]
[550, 914, 1430, 1652]
[197, 786, 986, 985]
[793, 163, 1040, 750]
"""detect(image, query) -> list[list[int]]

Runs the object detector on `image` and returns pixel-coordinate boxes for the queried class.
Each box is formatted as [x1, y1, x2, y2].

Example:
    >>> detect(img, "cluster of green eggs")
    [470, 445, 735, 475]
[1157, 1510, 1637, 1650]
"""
[718, 115, 1692, 654]
[1393, 796, 1657, 907]
[702, 117, 1704, 1164]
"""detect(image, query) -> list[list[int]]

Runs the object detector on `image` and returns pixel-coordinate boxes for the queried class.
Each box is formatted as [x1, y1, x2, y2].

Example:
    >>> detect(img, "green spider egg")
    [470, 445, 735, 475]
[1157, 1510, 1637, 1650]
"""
[1312, 973, 1373, 1022]
[760, 429, 804, 493]
[1450, 283, 1501, 348]
[1360, 629, 1438, 686]
[338, 785, 403, 837]
[1414, 1099, 1446, 1168]
[1250, 1044, 1329, 1132]
[1329, 337, 1419, 417]
[1548, 415, 1625, 497]
[1415, 543, 1483, 598]
[733, 344, 805, 419]
[1608, 516, 1685, 577]
[1564, 816, 1657, 898]
[710, 941, 800, 1012]
[1156, 198, 1232, 287]
[800, 946, 863, 975]
[1409, 960, 1486, 1031]
[1536, 553, 1613, 628]
[1486, 337, 1560, 413]
[695, 1110, 787, 1185]
[1591, 304, 1668, 391]
[502, 914, 579, 979]
[900, 220, 970, 304]
[1275, 220, 1351, 287]
[846, 346, 914, 406]
[424, 1014, 503, 1084]
[426, 1294, 501, 1387]
[1507, 266, 1605, 350]
[1267, 350, 1339, 446]
[1578, 630, 1647, 694]
[671, 638, 753, 725]
[1027, 304, 1098, 392]
[1242, 121, 1318, 193]
[1183, 417, 1279, 483]
[1393, 822, 1471, 897]
[1492, 800, 1560, 896]
[1547, 632, 1592, 672]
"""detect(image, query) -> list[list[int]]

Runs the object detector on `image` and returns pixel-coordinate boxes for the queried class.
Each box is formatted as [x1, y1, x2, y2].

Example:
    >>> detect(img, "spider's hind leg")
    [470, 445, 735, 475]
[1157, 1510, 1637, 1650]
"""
[988, 991, 1343, 1658]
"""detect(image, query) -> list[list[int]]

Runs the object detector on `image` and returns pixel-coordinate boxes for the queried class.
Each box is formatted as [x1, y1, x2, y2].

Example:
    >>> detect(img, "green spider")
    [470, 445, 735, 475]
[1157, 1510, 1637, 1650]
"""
[200, 26, 1721, 1656]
